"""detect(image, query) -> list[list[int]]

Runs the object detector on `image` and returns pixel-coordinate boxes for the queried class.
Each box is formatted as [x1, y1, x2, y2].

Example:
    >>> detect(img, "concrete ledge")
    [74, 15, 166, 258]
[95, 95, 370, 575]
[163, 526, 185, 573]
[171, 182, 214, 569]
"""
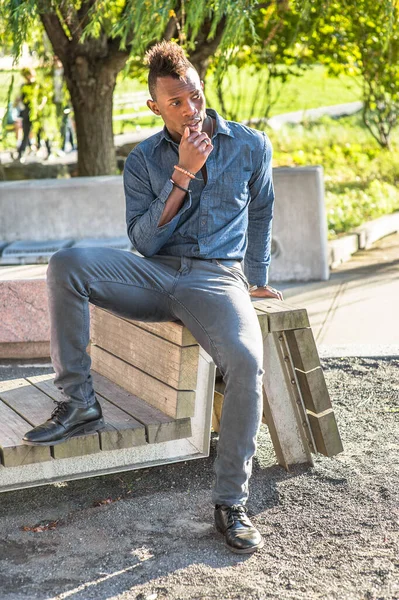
[0, 168, 329, 282]
[328, 211, 399, 268]
[0, 278, 49, 359]
[328, 234, 359, 269]
[353, 212, 399, 250]
[0, 177, 126, 242]
[0, 341, 50, 360]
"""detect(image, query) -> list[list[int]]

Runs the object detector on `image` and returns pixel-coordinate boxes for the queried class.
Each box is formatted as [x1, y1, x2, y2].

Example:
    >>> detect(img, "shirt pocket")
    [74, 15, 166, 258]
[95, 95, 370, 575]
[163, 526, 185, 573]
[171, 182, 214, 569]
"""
[218, 167, 252, 208]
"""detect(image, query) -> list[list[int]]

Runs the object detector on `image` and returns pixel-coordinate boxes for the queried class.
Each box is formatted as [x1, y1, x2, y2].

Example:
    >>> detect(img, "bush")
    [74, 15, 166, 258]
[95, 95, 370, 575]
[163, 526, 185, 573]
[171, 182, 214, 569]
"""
[269, 114, 399, 237]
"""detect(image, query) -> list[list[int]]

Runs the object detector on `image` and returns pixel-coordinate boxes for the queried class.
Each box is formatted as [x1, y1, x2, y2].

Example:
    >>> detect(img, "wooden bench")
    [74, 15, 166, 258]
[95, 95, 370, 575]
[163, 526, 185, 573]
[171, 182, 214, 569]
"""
[0, 299, 342, 493]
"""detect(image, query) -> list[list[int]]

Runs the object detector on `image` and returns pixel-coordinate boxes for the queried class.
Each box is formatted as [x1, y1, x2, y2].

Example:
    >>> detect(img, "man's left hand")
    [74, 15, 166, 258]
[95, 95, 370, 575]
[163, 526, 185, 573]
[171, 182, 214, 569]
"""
[249, 285, 283, 301]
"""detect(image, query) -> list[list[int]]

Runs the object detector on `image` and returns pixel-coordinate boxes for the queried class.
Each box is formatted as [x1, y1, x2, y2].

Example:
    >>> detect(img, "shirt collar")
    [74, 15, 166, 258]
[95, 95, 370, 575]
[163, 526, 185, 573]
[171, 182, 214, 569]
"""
[154, 108, 235, 148]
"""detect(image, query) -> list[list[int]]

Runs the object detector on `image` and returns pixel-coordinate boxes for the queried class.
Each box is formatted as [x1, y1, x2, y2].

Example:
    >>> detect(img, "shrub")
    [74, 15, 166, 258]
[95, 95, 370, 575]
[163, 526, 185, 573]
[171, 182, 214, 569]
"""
[269, 114, 399, 237]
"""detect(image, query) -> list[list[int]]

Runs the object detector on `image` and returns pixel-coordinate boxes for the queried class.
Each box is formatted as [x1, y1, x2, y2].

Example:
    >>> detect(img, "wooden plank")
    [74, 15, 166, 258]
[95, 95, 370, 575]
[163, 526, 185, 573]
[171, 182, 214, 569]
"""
[92, 372, 192, 444]
[0, 398, 51, 467]
[51, 433, 100, 460]
[285, 328, 321, 372]
[212, 391, 223, 433]
[91, 308, 199, 389]
[27, 375, 147, 452]
[253, 299, 310, 331]
[262, 332, 313, 469]
[97, 398, 147, 451]
[93, 307, 197, 346]
[125, 318, 197, 347]
[0, 378, 101, 460]
[307, 410, 344, 456]
[254, 309, 269, 335]
[90, 345, 195, 419]
[295, 367, 333, 414]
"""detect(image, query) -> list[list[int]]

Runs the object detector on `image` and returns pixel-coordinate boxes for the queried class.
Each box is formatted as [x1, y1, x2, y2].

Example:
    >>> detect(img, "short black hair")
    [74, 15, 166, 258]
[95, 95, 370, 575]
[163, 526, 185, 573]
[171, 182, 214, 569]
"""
[146, 41, 195, 100]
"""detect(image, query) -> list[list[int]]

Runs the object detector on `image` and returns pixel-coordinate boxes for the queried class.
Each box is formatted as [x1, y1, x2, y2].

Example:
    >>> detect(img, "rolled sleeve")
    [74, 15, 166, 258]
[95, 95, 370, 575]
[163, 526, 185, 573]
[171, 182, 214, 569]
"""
[124, 149, 192, 257]
[244, 132, 274, 286]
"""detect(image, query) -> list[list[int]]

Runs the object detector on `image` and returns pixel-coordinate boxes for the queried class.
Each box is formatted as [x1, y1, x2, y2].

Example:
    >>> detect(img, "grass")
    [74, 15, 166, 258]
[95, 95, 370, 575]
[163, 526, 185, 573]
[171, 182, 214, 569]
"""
[205, 64, 361, 121]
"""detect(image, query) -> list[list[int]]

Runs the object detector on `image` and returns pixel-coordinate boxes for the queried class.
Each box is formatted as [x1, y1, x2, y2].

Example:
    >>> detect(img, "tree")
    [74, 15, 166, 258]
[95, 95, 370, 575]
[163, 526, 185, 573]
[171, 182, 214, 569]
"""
[210, 1, 316, 125]
[304, 0, 399, 149]
[4, 0, 260, 176]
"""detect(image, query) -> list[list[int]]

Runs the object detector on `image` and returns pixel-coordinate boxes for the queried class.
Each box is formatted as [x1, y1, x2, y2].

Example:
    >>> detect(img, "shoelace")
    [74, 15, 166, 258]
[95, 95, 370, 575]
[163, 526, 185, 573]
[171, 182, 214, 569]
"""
[51, 400, 69, 420]
[225, 504, 251, 528]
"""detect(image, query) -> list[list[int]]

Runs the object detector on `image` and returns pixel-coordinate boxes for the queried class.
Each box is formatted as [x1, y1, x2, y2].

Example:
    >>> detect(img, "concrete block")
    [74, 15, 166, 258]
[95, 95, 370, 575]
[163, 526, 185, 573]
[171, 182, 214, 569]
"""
[1, 168, 330, 281]
[328, 234, 359, 268]
[0, 279, 50, 358]
[1, 239, 74, 265]
[0, 177, 126, 242]
[354, 212, 399, 250]
[270, 167, 329, 282]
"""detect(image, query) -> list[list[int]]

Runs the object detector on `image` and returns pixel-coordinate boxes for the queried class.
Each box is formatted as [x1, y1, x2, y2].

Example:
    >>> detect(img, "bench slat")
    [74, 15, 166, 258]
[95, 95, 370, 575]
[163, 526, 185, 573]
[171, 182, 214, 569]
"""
[122, 316, 197, 347]
[295, 368, 333, 414]
[91, 308, 199, 389]
[307, 411, 344, 456]
[0, 378, 101, 460]
[253, 299, 310, 331]
[285, 328, 321, 372]
[92, 372, 191, 444]
[0, 399, 51, 467]
[28, 374, 147, 451]
[90, 345, 195, 419]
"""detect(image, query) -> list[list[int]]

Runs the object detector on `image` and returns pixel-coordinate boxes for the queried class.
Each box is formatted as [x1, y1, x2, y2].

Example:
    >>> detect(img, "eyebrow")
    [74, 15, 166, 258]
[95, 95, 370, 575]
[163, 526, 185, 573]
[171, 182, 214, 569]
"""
[167, 89, 201, 101]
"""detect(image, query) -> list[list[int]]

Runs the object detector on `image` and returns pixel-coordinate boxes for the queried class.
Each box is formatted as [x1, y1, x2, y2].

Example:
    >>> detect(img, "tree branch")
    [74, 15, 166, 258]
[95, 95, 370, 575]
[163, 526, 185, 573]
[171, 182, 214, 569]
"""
[39, 12, 70, 62]
[59, 0, 82, 40]
[77, 0, 98, 32]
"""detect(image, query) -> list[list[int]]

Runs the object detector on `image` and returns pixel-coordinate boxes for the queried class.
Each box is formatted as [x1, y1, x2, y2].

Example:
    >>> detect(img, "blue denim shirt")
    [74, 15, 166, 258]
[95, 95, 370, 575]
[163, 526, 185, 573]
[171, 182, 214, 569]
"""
[124, 109, 274, 285]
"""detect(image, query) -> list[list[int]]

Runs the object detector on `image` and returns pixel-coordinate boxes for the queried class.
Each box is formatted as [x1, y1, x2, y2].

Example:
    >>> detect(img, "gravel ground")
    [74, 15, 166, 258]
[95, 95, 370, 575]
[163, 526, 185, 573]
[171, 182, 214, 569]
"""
[0, 357, 398, 600]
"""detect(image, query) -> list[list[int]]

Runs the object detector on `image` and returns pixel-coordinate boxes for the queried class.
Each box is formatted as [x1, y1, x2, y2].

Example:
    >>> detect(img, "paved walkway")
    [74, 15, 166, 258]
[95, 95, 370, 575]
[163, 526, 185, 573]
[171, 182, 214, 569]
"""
[1, 232, 398, 359]
[278, 232, 399, 357]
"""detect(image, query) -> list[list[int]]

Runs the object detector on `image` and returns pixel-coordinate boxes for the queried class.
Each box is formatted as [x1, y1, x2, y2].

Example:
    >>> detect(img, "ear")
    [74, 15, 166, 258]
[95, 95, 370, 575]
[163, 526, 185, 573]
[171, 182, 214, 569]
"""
[201, 80, 205, 91]
[147, 99, 161, 116]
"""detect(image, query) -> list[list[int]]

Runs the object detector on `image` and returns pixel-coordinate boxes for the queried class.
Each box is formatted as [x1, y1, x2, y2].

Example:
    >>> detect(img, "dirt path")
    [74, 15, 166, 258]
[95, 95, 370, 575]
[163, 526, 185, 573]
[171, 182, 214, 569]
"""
[0, 357, 398, 600]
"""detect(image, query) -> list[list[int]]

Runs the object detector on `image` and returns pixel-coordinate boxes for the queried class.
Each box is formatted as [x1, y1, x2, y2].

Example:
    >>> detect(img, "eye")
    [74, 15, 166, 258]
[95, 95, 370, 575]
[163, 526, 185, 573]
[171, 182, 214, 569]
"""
[170, 100, 180, 106]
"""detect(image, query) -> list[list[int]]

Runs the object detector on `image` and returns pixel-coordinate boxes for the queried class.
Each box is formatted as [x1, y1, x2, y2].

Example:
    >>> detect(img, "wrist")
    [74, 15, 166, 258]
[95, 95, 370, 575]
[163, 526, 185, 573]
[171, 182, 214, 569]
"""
[172, 169, 192, 188]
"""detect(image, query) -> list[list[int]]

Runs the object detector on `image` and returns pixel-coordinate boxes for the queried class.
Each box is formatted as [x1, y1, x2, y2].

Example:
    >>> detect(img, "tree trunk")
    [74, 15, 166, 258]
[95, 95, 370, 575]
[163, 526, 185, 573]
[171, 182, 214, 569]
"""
[64, 57, 121, 176]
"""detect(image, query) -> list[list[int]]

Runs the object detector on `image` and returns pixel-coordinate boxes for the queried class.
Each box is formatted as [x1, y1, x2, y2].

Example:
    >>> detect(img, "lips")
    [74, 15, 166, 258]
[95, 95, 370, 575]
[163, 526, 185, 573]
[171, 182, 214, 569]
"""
[185, 119, 201, 129]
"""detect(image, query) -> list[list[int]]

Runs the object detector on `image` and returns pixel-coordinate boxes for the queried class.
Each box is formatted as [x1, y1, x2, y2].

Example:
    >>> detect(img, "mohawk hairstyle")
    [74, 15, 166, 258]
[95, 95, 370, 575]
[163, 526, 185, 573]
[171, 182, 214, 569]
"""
[146, 41, 195, 100]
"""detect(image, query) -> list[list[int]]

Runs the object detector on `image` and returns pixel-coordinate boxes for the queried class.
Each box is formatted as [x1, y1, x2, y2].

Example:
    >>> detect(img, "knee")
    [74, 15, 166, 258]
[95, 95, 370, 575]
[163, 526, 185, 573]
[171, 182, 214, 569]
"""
[47, 248, 88, 285]
[223, 340, 264, 382]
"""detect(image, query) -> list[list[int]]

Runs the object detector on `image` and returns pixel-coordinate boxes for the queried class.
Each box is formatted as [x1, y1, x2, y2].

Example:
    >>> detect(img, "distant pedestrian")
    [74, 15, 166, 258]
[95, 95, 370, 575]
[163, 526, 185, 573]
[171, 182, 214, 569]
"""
[15, 67, 37, 159]
[52, 56, 75, 152]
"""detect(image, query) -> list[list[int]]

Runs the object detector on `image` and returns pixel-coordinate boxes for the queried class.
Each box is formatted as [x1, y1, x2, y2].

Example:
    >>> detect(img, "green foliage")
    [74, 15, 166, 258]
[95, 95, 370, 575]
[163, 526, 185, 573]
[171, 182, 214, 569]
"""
[207, 1, 318, 122]
[270, 114, 399, 237]
[304, 0, 399, 149]
[205, 64, 360, 122]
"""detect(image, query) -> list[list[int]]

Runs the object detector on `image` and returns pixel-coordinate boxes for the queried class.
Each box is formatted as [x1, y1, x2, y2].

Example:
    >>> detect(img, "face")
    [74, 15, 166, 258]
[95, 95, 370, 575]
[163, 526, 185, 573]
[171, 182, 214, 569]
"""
[147, 67, 206, 142]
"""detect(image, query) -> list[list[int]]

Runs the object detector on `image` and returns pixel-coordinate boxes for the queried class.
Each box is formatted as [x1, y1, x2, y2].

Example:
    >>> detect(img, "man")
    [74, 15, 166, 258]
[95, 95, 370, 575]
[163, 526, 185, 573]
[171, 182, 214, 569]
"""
[23, 41, 282, 554]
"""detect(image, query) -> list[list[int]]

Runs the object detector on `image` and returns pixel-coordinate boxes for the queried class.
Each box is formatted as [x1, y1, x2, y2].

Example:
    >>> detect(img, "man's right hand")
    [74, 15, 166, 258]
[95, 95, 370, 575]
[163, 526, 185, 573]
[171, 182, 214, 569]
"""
[178, 126, 213, 175]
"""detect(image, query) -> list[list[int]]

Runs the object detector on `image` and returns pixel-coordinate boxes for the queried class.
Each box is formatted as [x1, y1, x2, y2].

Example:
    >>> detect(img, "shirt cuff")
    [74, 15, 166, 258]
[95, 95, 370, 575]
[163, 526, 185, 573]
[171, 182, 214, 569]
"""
[156, 180, 192, 231]
[244, 263, 269, 287]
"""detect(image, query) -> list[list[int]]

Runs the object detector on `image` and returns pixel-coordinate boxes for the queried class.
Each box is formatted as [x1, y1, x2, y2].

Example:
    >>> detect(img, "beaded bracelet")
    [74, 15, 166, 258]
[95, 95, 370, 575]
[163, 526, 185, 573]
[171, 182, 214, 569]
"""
[174, 164, 197, 180]
[170, 178, 190, 193]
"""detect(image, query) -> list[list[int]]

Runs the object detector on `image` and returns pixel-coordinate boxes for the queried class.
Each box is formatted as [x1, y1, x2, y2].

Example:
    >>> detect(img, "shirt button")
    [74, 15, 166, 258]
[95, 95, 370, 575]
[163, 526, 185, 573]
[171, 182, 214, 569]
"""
[201, 219, 206, 225]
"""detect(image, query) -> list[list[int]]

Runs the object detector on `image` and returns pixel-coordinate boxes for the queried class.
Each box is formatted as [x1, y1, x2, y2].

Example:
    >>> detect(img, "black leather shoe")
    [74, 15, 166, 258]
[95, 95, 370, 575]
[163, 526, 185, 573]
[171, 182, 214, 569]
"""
[215, 504, 264, 554]
[22, 399, 104, 446]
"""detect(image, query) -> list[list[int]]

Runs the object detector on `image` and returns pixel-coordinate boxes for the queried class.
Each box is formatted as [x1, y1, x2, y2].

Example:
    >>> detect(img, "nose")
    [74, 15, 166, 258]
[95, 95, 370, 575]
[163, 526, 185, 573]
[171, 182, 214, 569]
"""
[183, 99, 197, 118]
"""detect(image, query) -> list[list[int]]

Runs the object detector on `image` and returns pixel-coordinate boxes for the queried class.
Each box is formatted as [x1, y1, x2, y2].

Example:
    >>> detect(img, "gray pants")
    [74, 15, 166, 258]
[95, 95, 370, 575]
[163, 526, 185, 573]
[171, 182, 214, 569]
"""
[47, 248, 264, 506]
